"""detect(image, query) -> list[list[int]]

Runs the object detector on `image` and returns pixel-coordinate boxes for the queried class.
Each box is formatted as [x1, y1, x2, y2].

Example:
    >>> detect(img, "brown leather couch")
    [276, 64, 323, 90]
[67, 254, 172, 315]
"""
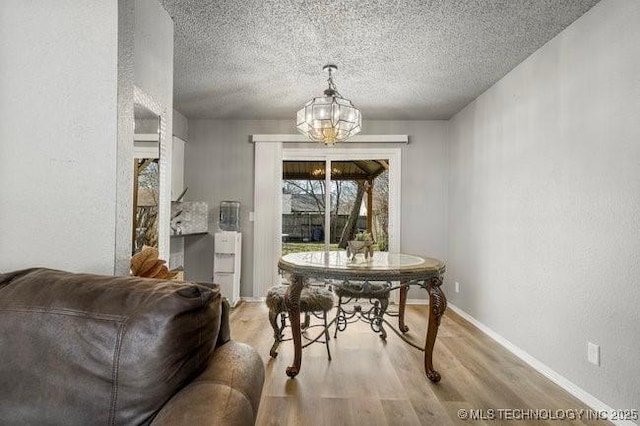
[0, 268, 264, 425]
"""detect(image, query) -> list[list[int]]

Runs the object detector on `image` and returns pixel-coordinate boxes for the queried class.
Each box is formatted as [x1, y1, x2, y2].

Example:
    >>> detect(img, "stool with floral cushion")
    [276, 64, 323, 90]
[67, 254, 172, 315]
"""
[265, 284, 334, 360]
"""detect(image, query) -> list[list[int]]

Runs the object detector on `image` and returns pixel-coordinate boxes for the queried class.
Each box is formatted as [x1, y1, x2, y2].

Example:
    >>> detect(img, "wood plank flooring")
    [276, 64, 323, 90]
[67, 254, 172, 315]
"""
[229, 302, 611, 426]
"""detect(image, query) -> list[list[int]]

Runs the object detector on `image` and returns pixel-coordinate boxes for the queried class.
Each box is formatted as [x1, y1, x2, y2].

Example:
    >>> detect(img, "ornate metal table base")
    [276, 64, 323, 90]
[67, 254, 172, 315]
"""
[333, 280, 391, 341]
[334, 297, 389, 340]
[279, 252, 446, 382]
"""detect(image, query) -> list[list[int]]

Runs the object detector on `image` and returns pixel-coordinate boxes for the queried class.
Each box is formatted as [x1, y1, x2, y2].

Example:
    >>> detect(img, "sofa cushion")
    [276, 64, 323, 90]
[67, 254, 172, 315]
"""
[0, 268, 222, 425]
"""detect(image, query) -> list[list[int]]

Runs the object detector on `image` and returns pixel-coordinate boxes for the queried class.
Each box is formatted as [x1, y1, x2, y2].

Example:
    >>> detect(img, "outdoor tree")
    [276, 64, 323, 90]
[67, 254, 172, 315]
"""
[134, 159, 159, 253]
[283, 178, 359, 243]
[338, 181, 365, 248]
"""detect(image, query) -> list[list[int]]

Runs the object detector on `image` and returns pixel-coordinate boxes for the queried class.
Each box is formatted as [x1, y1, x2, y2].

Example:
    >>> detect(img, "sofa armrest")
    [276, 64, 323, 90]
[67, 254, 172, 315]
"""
[195, 282, 231, 347]
[216, 297, 231, 347]
[150, 341, 265, 426]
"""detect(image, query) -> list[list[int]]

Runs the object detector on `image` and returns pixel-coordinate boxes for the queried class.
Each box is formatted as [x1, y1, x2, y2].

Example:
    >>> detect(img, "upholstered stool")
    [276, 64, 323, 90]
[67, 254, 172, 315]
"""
[266, 285, 334, 360]
[334, 281, 391, 340]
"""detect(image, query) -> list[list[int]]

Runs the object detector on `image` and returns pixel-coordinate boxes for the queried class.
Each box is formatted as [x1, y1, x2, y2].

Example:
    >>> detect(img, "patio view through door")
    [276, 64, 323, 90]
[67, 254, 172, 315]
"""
[282, 159, 391, 256]
[251, 142, 402, 298]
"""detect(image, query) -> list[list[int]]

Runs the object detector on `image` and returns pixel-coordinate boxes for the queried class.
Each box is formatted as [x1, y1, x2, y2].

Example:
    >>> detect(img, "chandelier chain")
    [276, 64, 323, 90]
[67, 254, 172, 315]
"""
[326, 68, 342, 97]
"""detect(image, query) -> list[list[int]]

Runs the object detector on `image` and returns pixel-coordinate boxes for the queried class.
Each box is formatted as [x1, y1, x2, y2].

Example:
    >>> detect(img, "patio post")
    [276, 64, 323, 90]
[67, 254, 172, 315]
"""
[366, 178, 373, 234]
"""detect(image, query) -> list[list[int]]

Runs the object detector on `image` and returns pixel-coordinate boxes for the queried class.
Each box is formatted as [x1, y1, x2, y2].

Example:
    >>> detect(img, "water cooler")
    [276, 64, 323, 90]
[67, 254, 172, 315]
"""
[214, 202, 241, 307]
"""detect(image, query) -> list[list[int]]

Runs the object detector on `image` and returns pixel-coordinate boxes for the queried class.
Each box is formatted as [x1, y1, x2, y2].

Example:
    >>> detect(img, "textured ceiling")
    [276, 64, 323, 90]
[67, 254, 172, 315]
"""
[161, 0, 600, 120]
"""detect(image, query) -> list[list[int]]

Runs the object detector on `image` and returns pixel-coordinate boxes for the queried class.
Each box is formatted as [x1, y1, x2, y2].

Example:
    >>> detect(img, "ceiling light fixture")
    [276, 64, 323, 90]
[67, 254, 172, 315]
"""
[296, 65, 362, 146]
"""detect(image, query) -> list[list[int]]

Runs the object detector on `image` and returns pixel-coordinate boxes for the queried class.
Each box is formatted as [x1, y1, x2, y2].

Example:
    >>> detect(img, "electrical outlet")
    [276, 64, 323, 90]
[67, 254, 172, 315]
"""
[249, 211, 254, 222]
[587, 342, 600, 366]
[455, 281, 460, 293]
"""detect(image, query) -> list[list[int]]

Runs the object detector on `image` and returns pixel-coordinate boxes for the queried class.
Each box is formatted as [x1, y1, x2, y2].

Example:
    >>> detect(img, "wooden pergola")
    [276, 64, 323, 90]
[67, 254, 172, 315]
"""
[282, 160, 388, 235]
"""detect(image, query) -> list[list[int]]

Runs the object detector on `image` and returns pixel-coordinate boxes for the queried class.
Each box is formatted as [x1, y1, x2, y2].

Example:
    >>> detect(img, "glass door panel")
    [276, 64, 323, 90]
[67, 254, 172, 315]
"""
[282, 158, 390, 255]
[329, 159, 389, 252]
[282, 160, 327, 255]
[330, 162, 361, 250]
[370, 165, 389, 252]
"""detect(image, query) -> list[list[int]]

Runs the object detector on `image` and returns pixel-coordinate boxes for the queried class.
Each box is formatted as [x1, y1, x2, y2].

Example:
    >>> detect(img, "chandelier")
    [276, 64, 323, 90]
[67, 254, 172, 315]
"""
[296, 65, 362, 146]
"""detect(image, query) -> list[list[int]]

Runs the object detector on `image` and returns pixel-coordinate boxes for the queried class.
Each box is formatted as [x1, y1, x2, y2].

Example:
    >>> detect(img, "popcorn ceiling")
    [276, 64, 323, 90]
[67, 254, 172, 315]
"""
[160, 0, 600, 120]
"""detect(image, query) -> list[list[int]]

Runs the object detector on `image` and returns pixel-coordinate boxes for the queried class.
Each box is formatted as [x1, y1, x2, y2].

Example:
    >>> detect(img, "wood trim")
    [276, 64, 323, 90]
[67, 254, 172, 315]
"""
[252, 134, 409, 143]
[252, 142, 284, 297]
[133, 86, 170, 262]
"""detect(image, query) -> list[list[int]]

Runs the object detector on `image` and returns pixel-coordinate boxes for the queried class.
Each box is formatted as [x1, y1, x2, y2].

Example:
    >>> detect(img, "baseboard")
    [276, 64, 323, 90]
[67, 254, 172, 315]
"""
[240, 296, 265, 303]
[242, 297, 430, 305]
[447, 303, 637, 426]
[241, 297, 429, 305]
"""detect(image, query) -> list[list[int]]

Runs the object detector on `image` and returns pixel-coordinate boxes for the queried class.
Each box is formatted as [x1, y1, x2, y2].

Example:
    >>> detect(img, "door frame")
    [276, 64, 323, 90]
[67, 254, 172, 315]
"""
[252, 140, 402, 298]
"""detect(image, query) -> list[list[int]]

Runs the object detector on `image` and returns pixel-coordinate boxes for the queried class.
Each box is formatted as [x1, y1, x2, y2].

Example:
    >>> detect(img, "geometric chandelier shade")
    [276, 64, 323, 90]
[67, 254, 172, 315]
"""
[296, 65, 362, 146]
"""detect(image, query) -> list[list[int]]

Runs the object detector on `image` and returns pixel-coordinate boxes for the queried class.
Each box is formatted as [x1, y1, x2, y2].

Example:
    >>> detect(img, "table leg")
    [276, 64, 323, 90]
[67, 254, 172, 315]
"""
[424, 277, 447, 382]
[398, 282, 409, 333]
[284, 274, 304, 378]
[268, 310, 281, 358]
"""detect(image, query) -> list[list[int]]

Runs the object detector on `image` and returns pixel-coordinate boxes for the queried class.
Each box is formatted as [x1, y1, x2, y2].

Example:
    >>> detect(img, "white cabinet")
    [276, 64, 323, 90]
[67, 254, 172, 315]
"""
[214, 231, 241, 307]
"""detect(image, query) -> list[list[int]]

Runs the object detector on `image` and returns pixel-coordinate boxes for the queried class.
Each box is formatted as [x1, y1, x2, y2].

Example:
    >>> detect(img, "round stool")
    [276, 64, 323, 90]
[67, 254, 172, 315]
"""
[266, 285, 334, 360]
[334, 281, 391, 340]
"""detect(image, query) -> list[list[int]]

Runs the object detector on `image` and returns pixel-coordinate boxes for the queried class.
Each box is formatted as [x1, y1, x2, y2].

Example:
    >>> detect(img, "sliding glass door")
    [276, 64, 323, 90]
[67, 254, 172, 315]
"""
[282, 160, 331, 253]
[282, 150, 398, 256]
[252, 142, 401, 297]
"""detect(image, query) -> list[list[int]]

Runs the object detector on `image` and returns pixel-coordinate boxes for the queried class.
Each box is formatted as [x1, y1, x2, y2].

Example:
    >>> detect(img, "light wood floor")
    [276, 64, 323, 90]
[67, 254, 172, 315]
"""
[230, 302, 610, 426]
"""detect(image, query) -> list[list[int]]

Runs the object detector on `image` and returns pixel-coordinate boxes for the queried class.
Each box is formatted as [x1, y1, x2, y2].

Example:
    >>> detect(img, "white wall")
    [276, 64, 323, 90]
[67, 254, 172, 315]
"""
[134, 0, 174, 263]
[170, 109, 188, 270]
[0, 1, 119, 274]
[114, 0, 135, 275]
[184, 120, 293, 290]
[0, 0, 174, 275]
[447, 0, 640, 413]
[173, 108, 189, 142]
[134, 0, 173, 114]
[365, 121, 449, 273]
[185, 120, 448, 299]
[171, 109, 187, 201]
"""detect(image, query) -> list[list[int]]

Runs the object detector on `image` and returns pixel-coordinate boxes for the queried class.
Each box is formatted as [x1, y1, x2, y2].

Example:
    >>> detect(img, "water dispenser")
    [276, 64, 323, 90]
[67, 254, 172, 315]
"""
[219, 201, 240, 231]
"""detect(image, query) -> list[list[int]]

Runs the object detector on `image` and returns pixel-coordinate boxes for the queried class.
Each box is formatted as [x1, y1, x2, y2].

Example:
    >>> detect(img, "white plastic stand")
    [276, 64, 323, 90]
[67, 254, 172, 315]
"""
[213, 231, 242, 307]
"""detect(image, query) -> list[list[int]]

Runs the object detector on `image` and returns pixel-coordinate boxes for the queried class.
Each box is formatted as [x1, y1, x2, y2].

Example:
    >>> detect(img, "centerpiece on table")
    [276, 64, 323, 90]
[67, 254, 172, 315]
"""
[346, 231, 374, 261]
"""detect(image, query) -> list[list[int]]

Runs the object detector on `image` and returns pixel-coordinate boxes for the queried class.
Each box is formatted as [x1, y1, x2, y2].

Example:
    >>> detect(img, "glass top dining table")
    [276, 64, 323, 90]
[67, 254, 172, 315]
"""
[278, 250, 447, 382]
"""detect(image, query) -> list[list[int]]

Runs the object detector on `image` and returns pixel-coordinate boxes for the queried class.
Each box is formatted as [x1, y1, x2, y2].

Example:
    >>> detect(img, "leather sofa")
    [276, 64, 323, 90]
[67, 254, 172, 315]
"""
[0, 268, 264, 425]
